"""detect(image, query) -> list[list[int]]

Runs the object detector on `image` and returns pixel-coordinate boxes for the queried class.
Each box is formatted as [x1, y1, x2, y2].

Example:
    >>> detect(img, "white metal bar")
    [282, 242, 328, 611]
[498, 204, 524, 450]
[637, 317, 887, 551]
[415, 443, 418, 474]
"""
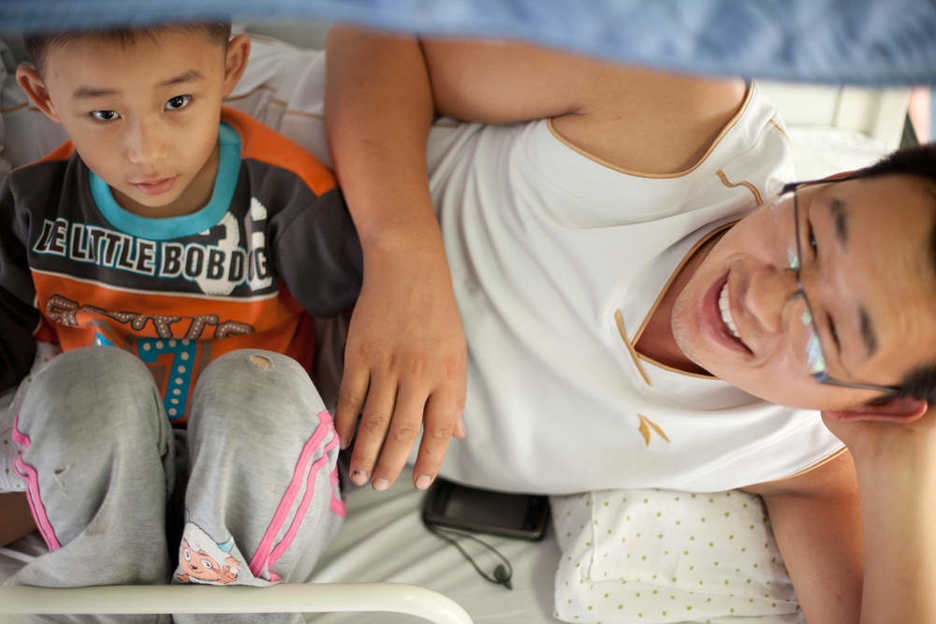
[0, 583, 474, 624]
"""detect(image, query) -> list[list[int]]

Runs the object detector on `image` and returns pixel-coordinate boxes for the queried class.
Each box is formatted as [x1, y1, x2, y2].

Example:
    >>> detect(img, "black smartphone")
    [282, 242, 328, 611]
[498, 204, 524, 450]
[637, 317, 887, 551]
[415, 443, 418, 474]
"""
[421, 478, 550, 541]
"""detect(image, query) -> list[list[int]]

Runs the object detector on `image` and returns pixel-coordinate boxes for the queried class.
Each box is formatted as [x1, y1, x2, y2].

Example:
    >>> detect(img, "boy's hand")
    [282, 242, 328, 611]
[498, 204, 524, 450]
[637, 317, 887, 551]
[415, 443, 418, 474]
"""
[336, 232, 467, 491]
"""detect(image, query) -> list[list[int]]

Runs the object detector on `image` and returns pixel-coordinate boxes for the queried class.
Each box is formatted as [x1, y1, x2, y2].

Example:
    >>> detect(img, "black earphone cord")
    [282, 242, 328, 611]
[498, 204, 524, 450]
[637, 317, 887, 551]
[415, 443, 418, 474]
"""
[424, 523, 514, 590]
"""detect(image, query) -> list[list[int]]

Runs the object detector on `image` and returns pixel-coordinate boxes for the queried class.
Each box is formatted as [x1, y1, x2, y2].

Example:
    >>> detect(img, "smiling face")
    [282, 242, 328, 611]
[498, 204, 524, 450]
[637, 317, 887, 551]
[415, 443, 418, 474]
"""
[17, 28, 249, 218]
[672, 174, 936, 411]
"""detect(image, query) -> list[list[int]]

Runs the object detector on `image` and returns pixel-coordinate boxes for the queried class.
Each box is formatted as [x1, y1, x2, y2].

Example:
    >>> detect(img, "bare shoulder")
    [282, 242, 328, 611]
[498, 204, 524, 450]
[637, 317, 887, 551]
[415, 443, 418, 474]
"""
[421, 38, 748, 174]
[743, 449, 858, 498]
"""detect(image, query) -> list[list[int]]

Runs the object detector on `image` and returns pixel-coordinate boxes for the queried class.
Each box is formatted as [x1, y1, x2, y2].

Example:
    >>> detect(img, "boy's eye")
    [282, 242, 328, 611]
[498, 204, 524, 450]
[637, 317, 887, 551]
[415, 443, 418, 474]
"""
[90, 110, 120, 122]
[165, 95, 192, 111]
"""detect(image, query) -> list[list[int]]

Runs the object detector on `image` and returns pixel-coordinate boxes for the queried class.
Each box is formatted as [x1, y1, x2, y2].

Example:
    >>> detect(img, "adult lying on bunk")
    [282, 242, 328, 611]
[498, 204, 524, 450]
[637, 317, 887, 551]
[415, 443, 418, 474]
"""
[325, 26, 936, 623]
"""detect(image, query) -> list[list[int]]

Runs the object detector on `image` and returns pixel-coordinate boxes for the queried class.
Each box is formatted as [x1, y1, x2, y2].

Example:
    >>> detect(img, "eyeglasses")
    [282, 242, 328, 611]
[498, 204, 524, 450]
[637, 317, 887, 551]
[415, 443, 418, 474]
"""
[782, 180, 900, 395]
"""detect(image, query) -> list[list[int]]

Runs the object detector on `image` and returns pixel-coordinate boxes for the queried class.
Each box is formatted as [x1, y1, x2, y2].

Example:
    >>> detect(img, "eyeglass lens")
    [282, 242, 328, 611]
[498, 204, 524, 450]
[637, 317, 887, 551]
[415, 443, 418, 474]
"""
[790, 188, 829, 379]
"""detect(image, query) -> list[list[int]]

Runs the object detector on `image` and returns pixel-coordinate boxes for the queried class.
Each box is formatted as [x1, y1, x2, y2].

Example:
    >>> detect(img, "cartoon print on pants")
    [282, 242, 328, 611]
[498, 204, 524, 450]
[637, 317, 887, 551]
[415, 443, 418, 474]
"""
[174, 520, 269, 587]
[176, 536, 241, 584]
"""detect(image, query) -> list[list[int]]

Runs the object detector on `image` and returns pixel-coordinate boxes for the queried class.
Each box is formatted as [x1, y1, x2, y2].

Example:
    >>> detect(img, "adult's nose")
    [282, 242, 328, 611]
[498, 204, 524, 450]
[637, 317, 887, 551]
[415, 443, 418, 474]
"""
[743, 266, 802, 335]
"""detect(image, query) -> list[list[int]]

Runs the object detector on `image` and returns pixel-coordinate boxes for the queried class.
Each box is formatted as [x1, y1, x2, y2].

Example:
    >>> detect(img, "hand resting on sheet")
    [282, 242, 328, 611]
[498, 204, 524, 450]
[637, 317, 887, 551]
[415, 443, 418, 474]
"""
[325, 29, 469, 493]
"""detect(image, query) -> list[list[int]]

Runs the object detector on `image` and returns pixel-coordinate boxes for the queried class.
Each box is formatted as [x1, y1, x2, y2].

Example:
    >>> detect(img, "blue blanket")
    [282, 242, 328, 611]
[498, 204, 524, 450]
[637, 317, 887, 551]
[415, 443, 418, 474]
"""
[2, 0, 935, 86]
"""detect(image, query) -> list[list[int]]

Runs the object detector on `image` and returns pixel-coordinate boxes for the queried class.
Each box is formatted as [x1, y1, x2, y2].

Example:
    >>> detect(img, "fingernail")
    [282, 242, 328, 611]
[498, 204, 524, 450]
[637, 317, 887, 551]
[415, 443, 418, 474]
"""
[415, 474, 433, 490]
[373, 478, 389, 491]
[351, 470, 368, 486]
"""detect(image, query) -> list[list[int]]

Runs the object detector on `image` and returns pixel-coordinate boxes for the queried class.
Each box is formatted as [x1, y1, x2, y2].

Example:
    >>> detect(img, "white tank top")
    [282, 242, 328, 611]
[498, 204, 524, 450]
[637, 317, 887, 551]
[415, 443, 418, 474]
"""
[421, 84, 844, 493]
[214, 46, 844, 495]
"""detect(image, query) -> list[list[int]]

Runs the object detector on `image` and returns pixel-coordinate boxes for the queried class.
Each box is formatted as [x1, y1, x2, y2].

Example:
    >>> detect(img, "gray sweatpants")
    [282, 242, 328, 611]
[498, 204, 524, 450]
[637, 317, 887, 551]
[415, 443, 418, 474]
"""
[5, 346, 344, 623]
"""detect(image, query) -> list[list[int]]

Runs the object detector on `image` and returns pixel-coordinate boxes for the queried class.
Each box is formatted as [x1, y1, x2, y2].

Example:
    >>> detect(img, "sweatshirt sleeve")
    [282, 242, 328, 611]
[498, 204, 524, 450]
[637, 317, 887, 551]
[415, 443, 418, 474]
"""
[269, 180, 363, 317]
[0, 174, 40, 392]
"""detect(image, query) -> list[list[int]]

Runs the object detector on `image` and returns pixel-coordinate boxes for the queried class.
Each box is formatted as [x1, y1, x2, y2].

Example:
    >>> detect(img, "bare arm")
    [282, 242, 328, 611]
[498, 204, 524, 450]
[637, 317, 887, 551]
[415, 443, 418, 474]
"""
[744, 452, 864, 623]
[747, 408, 936, 624]
[325, 27, 466, 491]
[420, 38, 747, 174]
[822, 408, 936, 623]
[853, 443, 936, 622]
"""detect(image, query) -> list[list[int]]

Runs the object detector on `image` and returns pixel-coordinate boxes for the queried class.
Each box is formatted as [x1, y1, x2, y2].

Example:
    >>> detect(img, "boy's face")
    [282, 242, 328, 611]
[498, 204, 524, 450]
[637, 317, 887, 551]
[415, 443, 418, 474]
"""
[17, 29, 249, 218]
[671, 174, 936, 411]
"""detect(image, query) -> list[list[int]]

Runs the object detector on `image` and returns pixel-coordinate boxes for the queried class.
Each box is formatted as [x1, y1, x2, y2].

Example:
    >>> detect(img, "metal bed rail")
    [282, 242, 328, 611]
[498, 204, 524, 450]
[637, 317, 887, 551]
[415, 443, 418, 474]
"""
[0, 582, 474, 623]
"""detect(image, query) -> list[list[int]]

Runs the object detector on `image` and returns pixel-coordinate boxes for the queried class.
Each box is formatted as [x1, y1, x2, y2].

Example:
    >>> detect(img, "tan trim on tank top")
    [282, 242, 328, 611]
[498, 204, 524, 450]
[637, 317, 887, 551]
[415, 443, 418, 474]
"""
[778, 446, 849, 481]
[637, 355, 717, 380]
[615, 310, 652, 386]
[768, 118, 790, 142]
[624, 222, 737, 382]
[716, 170, 764, 206]
[546, 84, 754, 179]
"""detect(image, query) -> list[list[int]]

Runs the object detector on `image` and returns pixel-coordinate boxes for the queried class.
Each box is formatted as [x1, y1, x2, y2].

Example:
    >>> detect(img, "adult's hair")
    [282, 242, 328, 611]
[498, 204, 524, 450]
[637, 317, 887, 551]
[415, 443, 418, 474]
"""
[850, 142, 936, 186]
[24, 22, 232, 73]
[848, 143, 936, 405]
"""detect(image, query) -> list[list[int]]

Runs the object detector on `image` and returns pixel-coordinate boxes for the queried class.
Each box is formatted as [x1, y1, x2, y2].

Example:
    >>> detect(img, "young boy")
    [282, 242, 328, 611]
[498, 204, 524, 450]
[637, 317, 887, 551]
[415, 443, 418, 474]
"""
[0, 22, 361, 622]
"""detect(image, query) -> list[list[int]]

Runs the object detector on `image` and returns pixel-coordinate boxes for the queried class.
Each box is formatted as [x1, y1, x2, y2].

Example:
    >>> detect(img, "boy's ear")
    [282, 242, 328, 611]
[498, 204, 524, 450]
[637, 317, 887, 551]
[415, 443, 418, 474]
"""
[15, 64, 61, 123]
[824, 396, 928, 424]
[221, 33, 251, 98]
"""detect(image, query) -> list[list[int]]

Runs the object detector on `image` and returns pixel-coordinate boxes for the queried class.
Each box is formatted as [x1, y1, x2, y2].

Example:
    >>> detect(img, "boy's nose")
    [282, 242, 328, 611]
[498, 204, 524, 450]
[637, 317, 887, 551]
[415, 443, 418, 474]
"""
[125, 118, 167, 166]
[743, 266, 802, 335]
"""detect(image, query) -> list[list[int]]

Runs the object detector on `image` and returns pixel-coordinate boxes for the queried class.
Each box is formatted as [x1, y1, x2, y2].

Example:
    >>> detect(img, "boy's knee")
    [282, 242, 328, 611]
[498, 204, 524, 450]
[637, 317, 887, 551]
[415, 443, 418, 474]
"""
[205, 348, 306, 376]
[192, 349, 327, 429]
[20, 346, 164, 438]
[35, 345, 150, 384]
[248, 353, 274, 369]
[200, 350, 319, 400]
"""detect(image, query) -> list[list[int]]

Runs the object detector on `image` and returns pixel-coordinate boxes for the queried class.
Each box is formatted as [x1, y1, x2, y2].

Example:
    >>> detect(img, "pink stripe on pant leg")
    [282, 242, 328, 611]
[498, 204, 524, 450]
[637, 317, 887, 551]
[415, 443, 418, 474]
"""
[265, 435, 341, 572]
[11, 412, 62, 552]
[249, 411, 334, 578]
[329, 464, 346, 516]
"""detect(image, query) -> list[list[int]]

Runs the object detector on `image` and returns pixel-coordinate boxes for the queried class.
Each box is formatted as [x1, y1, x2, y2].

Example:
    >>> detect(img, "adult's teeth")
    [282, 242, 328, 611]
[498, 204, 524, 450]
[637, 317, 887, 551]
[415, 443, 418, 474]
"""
[718, 284, 742, 340]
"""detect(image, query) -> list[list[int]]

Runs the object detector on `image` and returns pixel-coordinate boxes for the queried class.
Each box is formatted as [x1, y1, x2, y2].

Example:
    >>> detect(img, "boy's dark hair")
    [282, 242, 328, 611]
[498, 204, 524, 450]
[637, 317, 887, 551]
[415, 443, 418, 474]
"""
[24, 22, 232, 72]
[849, 143, 936, 405]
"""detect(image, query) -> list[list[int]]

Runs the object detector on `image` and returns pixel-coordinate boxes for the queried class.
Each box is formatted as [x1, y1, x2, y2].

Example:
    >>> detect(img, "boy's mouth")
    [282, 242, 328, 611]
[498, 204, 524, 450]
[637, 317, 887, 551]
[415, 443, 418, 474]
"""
[131, 176, 178, 196]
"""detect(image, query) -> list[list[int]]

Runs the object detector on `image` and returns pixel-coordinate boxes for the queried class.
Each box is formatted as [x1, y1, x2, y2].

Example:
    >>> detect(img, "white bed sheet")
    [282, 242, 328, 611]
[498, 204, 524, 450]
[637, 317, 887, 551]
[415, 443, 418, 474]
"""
[305, 469, 561, 623]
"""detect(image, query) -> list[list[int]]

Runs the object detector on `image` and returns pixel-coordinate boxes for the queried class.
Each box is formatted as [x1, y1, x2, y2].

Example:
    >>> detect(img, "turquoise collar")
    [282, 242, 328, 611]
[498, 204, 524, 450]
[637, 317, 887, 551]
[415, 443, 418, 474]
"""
[89, 122, 241, 240]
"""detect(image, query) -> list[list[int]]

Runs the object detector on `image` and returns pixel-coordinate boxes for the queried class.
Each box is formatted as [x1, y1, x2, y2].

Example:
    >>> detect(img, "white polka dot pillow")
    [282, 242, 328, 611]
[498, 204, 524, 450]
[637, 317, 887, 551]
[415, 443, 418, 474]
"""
[550, 489, 805, 623]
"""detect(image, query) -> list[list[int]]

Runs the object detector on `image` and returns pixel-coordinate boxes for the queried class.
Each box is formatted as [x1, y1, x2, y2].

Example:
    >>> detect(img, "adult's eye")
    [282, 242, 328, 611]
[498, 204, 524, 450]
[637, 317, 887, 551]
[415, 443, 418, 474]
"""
[807, 219, 818, 256]
[165, 94, 192, 111]
[825, 312, 841, 353]
[91, 110, 120, 121]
